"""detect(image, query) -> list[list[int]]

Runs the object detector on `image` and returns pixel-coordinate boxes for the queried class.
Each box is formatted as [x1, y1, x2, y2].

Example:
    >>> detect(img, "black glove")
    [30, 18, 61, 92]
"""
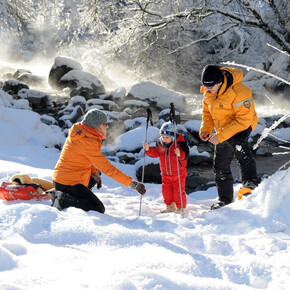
[129, 180, 146, 195]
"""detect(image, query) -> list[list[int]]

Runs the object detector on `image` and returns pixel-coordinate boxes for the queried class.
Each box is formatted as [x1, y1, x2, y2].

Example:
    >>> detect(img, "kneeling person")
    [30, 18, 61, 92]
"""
[53, 108, 146, 213]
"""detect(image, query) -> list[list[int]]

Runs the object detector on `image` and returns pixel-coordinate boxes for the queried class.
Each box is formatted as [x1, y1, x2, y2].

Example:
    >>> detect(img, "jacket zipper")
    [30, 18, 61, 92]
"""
[165, 149, 169, 175]
[168, 146, 172, 175]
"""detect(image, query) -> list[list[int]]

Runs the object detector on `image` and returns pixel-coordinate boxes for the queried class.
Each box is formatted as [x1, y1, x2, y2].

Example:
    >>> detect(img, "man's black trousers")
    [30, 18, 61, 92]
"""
[52, 178, 105, 213]
[213, 126, 259, 204]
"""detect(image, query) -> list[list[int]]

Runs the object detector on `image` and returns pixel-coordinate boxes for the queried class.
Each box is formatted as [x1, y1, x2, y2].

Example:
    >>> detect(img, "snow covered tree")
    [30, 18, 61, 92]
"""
[116, 0, 289, 55]
[0, 0, 38, 55]
[0, 0, 289, 92]
[211, 0, 290, 55]
[83, 0, 287, 91]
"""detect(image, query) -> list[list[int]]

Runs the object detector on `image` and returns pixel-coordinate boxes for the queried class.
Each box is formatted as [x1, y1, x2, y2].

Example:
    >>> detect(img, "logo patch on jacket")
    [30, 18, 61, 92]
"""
[243, 100, 251, 109]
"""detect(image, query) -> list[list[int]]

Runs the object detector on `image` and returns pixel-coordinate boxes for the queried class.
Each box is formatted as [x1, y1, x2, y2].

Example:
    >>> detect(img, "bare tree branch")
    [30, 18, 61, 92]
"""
[209, 5, 290, 54]
[267, 43, 290, 57]
[222, 61, 290, 86]
[167, 23, 238, 55]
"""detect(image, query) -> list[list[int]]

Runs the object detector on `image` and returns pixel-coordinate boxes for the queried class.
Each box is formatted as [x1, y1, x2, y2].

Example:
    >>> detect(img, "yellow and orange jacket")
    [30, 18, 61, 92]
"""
[199, 67, 258, 143]
[53, 123, 132, 187]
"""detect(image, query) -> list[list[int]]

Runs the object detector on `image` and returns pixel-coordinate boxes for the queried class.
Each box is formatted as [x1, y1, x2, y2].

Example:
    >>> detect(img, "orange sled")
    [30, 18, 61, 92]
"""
[0, 182, 51, 201]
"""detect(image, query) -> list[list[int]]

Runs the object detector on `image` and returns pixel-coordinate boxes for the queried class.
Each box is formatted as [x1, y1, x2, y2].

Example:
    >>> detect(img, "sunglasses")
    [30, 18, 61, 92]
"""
[204, 84, 215, 89]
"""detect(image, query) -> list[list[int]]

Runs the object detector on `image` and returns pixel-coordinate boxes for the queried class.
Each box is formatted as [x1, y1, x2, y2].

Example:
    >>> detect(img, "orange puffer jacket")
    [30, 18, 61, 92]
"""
[199, 67, 258, 143]
[53, 123, 132, 187]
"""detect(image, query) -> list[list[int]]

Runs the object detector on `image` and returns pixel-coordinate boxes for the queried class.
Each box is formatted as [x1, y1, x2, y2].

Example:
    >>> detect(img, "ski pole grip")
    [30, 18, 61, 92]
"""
[146, 108, 152, 122]
[170, 102, 175, 122]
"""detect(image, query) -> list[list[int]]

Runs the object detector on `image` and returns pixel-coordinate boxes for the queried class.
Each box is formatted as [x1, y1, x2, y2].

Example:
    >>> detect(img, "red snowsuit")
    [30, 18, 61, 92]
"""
[146, 134, 189, 209]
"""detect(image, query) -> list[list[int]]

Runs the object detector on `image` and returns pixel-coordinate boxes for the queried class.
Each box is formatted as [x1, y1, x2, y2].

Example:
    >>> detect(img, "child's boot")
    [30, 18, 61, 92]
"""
[175, 208, 185, 214]
[160, 202, 176, 213]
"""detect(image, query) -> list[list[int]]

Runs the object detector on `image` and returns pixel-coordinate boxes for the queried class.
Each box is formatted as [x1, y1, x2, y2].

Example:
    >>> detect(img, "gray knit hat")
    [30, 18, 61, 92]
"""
[81, 109, 107, 128]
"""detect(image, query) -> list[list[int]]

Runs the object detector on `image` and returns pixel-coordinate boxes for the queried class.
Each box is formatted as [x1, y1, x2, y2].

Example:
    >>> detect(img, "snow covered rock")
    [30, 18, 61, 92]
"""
[87, 98, 118, 111]
[185, 173, 213, 193]
[0, 89, 13, 107]
[58, 105, 84, 128]
[3, 80, 29, 95]
[17, 73, 46, 87]
[123, 117, 150, 131]
[13, 69, 32, 79]
[67, 96, 86, 112]
[17, 88, 51, 109]
[135, 158, 161, 183]
[123, 99, 149, 109]
[0, 106, 65, 148]
[116, 152, 136, 164]
[40, 114, 58, 126]
[127, 81, 187, 112]
[60, 70, 105, 96]
[159, 108, 180, 123]
[48, 56, 83, 90]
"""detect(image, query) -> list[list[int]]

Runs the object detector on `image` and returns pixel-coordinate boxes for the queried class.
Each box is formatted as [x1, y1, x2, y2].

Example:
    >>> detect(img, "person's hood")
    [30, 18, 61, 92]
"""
[220, 66, 243, 84]
[68, 122, 104, 141]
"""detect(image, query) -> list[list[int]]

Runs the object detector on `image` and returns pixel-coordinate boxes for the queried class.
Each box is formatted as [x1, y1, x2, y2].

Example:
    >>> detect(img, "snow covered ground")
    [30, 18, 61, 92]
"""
[0, 100, 290, 290]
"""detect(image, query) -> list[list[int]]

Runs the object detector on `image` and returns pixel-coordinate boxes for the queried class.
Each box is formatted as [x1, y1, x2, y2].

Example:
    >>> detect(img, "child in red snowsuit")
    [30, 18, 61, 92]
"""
[143, 121, 189, 213]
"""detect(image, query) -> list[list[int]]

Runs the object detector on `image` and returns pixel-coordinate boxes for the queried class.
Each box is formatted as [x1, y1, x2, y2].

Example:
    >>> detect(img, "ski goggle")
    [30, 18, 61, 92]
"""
[160, 130, 175, 137]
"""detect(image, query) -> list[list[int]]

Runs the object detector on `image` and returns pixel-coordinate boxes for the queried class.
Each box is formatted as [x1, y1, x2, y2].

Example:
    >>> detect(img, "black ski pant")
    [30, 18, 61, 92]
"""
[213, 126, 258, 204]
[53, 177, 105, 213]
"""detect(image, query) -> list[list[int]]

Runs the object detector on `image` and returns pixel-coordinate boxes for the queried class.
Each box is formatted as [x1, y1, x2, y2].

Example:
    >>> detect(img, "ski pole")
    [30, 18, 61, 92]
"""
[170, 102, 184, 218]
[139, 108, 152, 216]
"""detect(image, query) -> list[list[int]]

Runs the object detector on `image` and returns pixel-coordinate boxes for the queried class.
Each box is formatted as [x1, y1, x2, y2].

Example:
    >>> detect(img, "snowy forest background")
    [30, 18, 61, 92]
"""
[0, 0, 289, 95]
[0, 1, 290, 289]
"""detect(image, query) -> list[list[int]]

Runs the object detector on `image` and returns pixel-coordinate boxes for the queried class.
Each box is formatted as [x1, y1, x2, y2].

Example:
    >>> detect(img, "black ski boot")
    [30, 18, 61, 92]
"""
[210, 201, 226, 210]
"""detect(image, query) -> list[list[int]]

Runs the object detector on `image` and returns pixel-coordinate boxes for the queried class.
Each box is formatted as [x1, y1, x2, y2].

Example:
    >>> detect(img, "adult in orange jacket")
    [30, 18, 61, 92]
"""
[53, 108, 146, 213]
[199, 65, 259, 209]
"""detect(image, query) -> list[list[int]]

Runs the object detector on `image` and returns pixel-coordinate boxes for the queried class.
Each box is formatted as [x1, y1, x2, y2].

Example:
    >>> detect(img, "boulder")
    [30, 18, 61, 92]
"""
[17, 88, 51, 108]
[59, 70, 105, 95]
[87, 98, 118, 111]
[136, 163, 161, 184]
[48, 56, 83, 90]
[159, 108, 181, 124]
[188, 155, 213, 166]
[116, 152, 136, 164]
[127, 81, 187, 112]
[3, 80, 29, 95]
[17, 73, 46, 87]
[13, 69, 32, 79]
[67, 96, 86, 112]
[185, 173, 212, 193]
[58, 105, 84, 127]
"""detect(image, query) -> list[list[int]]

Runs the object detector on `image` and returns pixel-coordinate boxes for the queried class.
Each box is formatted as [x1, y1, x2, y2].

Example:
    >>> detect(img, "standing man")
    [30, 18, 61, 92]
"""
[199, 65, 259, 210]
